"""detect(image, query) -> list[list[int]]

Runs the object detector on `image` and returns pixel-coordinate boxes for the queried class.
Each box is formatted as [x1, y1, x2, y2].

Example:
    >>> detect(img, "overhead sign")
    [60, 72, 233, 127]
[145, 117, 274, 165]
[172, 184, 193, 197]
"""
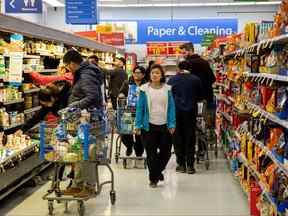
[98, 32, 125, 47]
[5, 0, 43, 13]
[66, 0, 98, 25]
[147, 42, 186, 56]
[137, 19, 238, 44]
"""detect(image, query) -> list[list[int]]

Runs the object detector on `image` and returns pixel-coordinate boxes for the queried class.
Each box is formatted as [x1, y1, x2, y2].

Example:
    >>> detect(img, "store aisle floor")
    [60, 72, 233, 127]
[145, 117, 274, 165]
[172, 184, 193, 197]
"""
[0, 156, 249, 216]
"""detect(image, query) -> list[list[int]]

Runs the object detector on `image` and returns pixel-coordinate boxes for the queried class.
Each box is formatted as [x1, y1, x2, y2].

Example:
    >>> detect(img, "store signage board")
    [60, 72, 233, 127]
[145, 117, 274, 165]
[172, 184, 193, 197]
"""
[5, 0, 43, 13]
[147, 41, 186, 56]
[137, 19, 238, 44]
[66, 0, 98, 25]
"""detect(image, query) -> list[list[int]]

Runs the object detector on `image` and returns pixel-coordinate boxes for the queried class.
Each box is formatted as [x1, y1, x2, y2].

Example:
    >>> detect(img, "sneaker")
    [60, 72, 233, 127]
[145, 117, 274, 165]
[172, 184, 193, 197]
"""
[135, 159, 145, 169]
[62, 187, 82, 195]
[176, 165, 186, 173]
[74, 186, 95, 198]
[149, 181, 158, 188]
[187, 167, 196, 174]
[126, 147, 133, 156]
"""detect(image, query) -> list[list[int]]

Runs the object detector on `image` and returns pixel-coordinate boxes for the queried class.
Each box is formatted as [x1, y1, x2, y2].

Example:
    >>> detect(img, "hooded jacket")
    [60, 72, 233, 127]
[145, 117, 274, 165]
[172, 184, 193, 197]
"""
[186, 54, 215, 104]
[69, 61, 103, 109]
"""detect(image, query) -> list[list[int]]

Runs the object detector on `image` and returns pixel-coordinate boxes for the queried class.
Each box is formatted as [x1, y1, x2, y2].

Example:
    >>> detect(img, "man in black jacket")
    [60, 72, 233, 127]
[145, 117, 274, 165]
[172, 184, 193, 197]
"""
[168, 61, 204, 174]
[108, 57, 128, 110]
[62, 49, 103, 198]
[180, 42, 215, 105]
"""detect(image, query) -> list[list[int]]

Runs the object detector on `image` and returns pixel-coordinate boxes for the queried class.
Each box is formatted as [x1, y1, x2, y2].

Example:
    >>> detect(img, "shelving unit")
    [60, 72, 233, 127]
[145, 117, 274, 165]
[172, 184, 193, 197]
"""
[0, 13, 124, 201]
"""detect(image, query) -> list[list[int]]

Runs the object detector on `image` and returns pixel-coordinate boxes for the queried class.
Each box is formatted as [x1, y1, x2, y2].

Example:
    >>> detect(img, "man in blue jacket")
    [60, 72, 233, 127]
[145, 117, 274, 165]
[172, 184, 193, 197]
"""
[62, 49, 104, 198]
[168, 61, 203, 174]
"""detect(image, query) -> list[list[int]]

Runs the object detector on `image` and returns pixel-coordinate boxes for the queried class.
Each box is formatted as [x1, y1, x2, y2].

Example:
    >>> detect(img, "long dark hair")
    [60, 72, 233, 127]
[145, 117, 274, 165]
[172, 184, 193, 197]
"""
[150, 64, 166, 83]
[39, 81, 71, 102]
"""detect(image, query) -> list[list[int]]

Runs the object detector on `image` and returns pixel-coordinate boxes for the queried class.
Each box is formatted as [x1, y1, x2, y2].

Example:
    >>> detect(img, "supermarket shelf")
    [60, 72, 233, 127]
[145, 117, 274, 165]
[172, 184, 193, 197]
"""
[241, 128, 288, 177]
[224, 34, 288, 58]
[0, 143, 37, 169]
[0, 153, 50, 201]
[3, 122, 23, 131]
[0, 13, 124, 54]
[228, 96, 235, 103]
[23, 54, 40, 59]
[239, 153, 277, 210]
[3, 98, 24, 105]
[23, 88, 40, 94]
[220, 111, 233, 123]
[39, 69, 57, 73]
[244, 72, 288, 82]
[216, 94, 232, 105]
[24, 106, 41, 115]
[246, 101, 288, 129]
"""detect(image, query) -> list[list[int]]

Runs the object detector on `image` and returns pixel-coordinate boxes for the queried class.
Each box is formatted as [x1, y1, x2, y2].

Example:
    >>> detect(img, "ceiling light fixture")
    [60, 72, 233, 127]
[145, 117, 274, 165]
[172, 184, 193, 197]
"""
[43, 0, 64, 7]
[100, 1, 281, 7]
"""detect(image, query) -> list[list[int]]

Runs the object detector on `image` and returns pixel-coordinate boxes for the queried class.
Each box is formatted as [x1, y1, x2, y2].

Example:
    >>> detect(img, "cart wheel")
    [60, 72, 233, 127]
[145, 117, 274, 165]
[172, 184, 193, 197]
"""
[205, 161, 210, 170]
[123, 159, 127, 169]
[77, 201, 85, 216]
[110, 191, 116, 205]
[64, 201, 69, 213]
[48, 201, 54, 216]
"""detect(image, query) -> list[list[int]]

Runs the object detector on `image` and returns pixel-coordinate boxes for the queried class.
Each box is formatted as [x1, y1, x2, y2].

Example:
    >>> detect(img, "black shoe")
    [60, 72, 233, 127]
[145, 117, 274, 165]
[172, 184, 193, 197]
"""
[176, 165, 186, 173]
[126, 147, 133, 156]
[149, 181, 158, 188]
[159, 173, 164, 181]
[187, 167, 196, 174]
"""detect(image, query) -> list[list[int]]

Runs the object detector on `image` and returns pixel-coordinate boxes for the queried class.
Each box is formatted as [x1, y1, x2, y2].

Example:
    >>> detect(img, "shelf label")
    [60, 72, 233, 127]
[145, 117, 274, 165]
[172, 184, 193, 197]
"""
[8, 52, 23, 85]
[66, 0, 98, 25]
[5, 0, 43, 13]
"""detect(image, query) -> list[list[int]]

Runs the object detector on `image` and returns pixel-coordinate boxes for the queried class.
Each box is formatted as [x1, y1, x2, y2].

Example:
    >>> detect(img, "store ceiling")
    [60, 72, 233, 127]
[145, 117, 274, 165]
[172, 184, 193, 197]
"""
[45, 0, 281, 7]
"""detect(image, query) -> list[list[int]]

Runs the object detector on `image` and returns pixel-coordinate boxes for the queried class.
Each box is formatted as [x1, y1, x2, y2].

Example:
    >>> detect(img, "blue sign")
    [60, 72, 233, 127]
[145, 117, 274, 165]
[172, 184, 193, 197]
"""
[66, 0, 98, 25]
[137, 19, 238, 44]
[5, 0, 42, 13]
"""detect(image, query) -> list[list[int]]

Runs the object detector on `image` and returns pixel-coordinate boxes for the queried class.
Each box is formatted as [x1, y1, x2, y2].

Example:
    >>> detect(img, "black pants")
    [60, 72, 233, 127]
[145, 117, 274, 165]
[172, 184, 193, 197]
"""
[121, 134, 144, 157]
[174, 110, 197, 167]
[142, 124, 172, 182]
[111, 95, 117, 110]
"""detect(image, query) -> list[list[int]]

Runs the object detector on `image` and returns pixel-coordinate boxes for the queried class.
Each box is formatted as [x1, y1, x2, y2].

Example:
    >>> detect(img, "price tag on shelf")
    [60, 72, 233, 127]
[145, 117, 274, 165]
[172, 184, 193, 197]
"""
[8, 52, 23, 85]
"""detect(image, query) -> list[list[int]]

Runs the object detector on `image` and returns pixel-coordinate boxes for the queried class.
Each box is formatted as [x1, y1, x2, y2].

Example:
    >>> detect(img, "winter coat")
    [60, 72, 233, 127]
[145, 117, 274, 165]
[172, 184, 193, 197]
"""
[108, 67, 128, 98]
[168, 71, 204, 112]
[186, 54, 216, 104]
[68, 61, 103, 109]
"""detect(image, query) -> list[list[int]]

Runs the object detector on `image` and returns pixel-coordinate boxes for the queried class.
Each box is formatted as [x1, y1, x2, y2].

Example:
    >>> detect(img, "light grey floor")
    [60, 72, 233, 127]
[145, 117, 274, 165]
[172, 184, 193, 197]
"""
[0, 154, 249, 216]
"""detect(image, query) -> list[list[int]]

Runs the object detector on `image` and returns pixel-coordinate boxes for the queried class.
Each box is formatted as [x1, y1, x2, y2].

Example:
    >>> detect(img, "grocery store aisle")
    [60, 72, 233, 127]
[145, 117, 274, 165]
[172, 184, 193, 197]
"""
[0, 155, 249, 216]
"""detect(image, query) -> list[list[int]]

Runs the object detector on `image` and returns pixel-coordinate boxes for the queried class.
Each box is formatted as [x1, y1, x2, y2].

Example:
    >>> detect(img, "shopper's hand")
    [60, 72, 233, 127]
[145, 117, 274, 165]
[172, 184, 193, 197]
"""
[168, 128, 175, 135]
[135, 128, 141, 135]
[15, 129, 23, 136]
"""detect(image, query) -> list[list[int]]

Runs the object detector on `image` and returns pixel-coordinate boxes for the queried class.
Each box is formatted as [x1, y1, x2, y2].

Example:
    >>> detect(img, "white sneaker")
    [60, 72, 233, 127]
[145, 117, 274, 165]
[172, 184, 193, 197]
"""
[135, 159, 145, 169]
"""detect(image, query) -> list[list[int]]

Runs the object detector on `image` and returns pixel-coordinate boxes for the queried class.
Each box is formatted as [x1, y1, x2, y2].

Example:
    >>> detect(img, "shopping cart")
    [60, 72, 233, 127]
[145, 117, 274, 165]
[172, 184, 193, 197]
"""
[115, 98, 146, 169]
[40, 108, 115, 216]
[196, 101, 215, 170]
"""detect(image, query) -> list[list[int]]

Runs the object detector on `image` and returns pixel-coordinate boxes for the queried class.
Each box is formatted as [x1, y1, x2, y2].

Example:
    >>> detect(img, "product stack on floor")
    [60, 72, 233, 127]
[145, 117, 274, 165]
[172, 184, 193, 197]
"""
[212, 0, 288, 215]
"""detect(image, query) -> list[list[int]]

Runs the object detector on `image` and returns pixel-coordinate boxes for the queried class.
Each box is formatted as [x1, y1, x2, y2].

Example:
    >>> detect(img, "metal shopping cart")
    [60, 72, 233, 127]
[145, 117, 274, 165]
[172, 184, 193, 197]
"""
[40, 108, 115, 216]
[196, 101, 216, 170]
[115, 98, 146, 169]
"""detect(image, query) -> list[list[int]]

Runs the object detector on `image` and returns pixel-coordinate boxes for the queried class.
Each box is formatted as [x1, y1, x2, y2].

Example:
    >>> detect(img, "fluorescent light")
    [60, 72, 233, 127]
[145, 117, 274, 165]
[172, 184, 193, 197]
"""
[100, 1, 281, 7]
[43, 0, 64, 7]
[99, 0, 122, 2]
